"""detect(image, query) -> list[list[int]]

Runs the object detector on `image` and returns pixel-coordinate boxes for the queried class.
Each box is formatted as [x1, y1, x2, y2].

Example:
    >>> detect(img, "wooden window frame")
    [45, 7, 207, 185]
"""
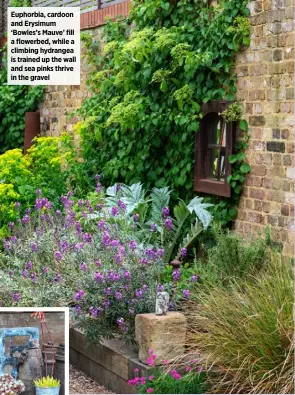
[194, 101, 236, 198]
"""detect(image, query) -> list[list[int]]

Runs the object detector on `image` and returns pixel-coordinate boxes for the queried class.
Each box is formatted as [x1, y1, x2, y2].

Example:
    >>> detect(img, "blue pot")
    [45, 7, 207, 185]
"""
[35, 386, 60, 395]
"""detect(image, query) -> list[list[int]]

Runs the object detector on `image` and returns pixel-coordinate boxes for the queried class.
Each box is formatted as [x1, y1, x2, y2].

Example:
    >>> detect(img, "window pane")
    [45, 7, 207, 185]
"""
[207, 147, 226, 181]
[208, 115, 221, 145]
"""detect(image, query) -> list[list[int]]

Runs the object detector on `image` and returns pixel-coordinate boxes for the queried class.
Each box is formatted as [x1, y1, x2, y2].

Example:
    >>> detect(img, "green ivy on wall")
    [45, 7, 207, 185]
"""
[0, 0, 44, 154]
[76, 0, 251, 225]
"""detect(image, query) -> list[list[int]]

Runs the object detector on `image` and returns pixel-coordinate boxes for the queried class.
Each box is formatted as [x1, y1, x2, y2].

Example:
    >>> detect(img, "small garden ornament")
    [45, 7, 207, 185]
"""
[155, 292, 169, 316]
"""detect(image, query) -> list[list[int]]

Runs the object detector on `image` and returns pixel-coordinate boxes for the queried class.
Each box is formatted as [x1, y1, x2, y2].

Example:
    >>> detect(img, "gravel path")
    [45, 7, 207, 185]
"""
[70, 365, 114, 394]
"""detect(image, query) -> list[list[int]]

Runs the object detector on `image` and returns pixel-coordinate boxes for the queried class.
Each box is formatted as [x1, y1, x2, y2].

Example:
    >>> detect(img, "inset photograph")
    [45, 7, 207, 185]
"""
[0, 308, 68, 395]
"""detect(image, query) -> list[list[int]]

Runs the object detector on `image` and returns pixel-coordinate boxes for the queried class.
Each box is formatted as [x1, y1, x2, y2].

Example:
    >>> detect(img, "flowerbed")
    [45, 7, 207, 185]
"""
[0, 178, 205, 344]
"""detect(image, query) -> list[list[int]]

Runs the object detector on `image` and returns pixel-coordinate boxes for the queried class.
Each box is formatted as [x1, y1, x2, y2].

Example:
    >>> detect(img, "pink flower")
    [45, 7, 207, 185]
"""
[148, 376, 154, 381]
[134, 368, 139, 373]
[189, 358, 199, 363]
[147, 388, 154, 393]
[198, 366, 203, 373]
[171, 370, 181, 380]
[185, 366, 192, 372]
[147, 356, 155, 367]
[163, 359, 169, 365]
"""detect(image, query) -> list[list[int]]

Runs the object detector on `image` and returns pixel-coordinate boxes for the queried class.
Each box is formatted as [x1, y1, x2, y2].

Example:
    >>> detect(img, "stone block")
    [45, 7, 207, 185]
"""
[267, 141, 285, 153]
[135, 312, 186, 365]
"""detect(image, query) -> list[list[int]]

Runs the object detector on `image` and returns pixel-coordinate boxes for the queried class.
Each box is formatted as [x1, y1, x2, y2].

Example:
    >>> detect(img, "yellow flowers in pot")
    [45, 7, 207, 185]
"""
[34, 377, 60, 388]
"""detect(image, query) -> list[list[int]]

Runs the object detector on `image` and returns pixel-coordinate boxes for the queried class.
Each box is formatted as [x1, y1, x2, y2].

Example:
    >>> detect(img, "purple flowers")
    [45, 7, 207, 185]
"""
[89, 306, 101, 318]
[135, 289, 143, 299]
[107, 271, 121, 281]
[115, 291, 123, 300]
[180, 247, 187, 258]
[31, 242, 38, 252]
[110, 206, 119, 217]
[35, 197, 52, 210]
[157, 284, 164, 292]
[74, 290, 85, 301]
[150, 223, 157, 232]
[22, 215, 30, 225]
[94, 272, 104, 283]
[162, 206, 170, 217]
[191, 274, 199, 282]
[97, 219, 106, 230]
[54, 251, 62, 262]
[25, 261, 33, 270]
[183, 289, 190, 299]
[172, 269, 181, 282]
[164, 218, 173, 231]
[117, 317, 128, 333]
[12, 293, 21, 302]
[133, 213, 139, 222]
[129, 240, 137, 250]
[80, 262, 88, 272]
[22, 269, 29, 279]
[75, 222, 82, 233]
[117, 200, 127, 211]
[124, 271, 131, 281]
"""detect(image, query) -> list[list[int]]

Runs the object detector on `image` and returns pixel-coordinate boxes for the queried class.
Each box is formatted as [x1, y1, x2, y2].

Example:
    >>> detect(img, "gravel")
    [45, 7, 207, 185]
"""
[70, 365, 114, 394]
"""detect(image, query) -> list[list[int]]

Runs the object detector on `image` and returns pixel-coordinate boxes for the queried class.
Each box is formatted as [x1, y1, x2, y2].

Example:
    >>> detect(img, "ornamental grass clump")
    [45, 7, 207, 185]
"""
[0, 181, 176, 343]
[187, 252, 294, 394]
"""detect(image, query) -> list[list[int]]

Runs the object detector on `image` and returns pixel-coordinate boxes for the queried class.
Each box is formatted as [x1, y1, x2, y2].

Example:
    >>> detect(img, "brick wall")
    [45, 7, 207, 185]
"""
[0, 312, 65, 345]
[38, 25, 103, 136]
[234, 0, 294, 256]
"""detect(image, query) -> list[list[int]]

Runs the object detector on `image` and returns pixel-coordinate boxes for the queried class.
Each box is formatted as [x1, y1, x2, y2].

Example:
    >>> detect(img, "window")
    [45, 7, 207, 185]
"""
[194, 101, 236, 198]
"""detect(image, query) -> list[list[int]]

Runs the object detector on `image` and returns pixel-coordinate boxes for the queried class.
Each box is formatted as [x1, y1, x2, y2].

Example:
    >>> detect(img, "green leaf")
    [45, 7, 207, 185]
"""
[186, 196, 213, 229]
[240, 163, 251, 173]
[239, 119, 248, 131]
[160, 80, 168, 92]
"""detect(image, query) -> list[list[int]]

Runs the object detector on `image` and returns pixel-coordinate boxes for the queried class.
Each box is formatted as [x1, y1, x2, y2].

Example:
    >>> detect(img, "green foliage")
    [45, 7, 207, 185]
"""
[75, 0, 251, 223]
[105, 182, 213, 262]
[0, 135, 76, 238]
[0, 43, 44, 153]
[193, 225, 270, 287]
[190, 253, 294, 394]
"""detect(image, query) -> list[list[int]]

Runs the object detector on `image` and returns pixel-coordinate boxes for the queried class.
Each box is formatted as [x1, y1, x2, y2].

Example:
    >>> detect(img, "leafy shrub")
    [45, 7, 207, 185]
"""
[188, 253, 294, 394]
[75, 0, 251, 224]
[128, 350, 208, 394]
[0, 135, 76, 238]
[0, 182, 200, 343]
[192, 225, 269, 287]
[0, 42, 44, 153]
